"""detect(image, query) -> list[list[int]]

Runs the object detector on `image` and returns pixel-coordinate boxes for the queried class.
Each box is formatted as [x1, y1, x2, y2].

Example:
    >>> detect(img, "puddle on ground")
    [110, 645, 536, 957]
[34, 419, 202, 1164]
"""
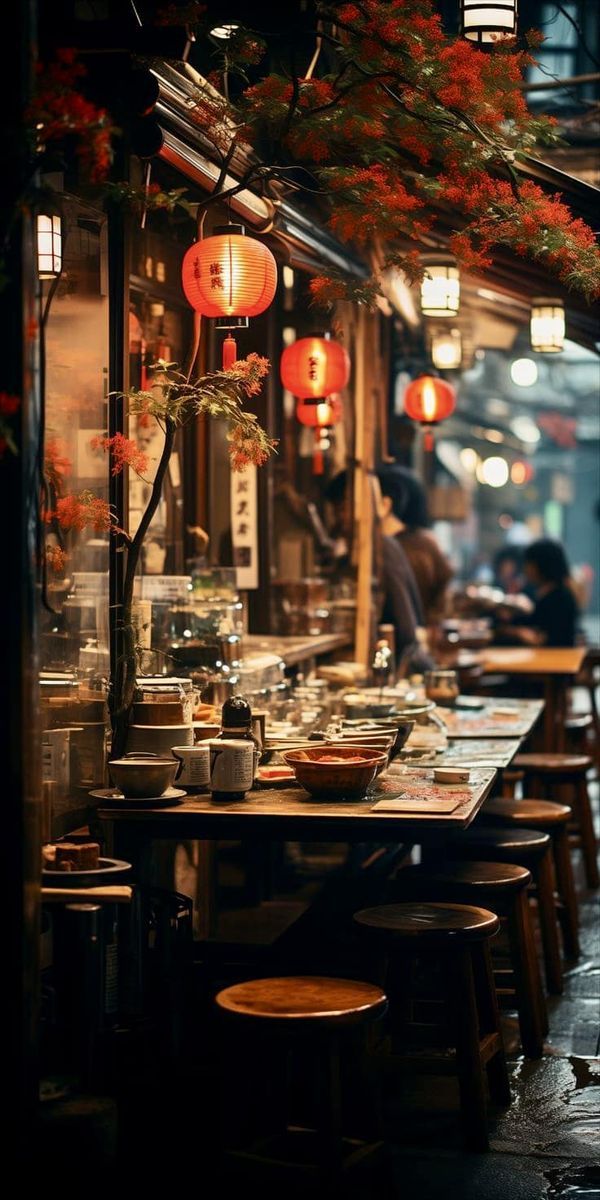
[545, 1162, 600, 1198]
[492, 1057, 600, 1160]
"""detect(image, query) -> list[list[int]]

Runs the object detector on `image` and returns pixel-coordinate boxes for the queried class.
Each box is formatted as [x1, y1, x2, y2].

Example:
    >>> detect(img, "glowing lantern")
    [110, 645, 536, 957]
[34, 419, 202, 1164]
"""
[431, 329, 462, 370]
[404, 375, 456, 449]
[280, 335, 350, 405]
[530, 297, 565, 353]
[511, 460, 534, 486]
[420, 255, 460, 317]
[461, 0, 518, 45]
[296, 395, 342, 474]
[181, 223, 277, 366]
[37, 212, 62, 279]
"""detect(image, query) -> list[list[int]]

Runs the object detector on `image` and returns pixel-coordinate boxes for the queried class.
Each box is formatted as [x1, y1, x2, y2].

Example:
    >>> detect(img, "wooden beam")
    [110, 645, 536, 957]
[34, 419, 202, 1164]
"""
[354, 309, 377, 667]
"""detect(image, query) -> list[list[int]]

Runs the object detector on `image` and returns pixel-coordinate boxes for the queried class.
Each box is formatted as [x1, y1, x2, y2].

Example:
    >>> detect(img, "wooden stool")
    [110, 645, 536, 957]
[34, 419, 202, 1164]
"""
[353, 902, 510, 1151]
[565, 712, 594, 755]
[387, 862, 547, 1058]
[513, 753, 599, 889]
[575, 646, 600, 761]
[499, 768, 524, 798]
[442, 826, 563, 995]
[215, 976, 387, 1181]
[481, 798, 579, 959]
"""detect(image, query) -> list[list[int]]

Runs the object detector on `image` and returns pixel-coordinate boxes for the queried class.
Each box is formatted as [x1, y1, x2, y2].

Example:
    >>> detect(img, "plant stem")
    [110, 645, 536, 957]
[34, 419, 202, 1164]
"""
[110, 415, 177, 758]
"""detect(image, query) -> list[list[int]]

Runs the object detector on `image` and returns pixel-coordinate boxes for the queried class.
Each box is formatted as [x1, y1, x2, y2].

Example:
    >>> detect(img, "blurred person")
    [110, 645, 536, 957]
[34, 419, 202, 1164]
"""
[324, 470, 431, 671]
[492, 546, 525, 596]
[496, 538, 579, 647]
[377, 466, 453, 624]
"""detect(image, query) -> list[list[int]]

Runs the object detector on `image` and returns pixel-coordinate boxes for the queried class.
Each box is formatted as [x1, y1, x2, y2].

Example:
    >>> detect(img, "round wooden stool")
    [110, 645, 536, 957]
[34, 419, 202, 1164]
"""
[215, 976, 387, 1180]
[565, 712, 594, 755]
[513, 753, 598, 889]
[481, 798, 579, 959]
[353, 902, 510, 1151]
[442, 826, 563, 995]
[387, 862, 547, 1058]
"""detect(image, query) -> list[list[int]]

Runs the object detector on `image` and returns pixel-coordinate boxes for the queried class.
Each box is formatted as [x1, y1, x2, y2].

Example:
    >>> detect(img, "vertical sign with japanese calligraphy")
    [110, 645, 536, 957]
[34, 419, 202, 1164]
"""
[230, 465, 259, 590]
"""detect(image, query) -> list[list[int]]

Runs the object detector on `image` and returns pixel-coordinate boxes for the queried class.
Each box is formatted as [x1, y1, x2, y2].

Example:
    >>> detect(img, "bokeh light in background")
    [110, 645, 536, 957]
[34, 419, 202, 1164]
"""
[478, 456, 509, 487]
[510, 358, 538, 387]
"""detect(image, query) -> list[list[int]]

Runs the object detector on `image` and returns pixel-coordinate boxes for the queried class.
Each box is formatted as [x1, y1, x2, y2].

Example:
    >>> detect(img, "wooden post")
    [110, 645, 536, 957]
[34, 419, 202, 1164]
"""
[354, 309, 377, 667]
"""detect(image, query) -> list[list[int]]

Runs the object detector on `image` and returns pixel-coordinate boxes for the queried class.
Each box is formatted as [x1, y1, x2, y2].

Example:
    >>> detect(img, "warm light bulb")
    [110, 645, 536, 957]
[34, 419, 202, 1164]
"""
[479, 456, 509, 487]
[460, 447, 479, 474]
[421, 379, 437, 422]
[431, 330, 462, 370]
[530, 298, 565, 354]
[510, 358, 538, 388]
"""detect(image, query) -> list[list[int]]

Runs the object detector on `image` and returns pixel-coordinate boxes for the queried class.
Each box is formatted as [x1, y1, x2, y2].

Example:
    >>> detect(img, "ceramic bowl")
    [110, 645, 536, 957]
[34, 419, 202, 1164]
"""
[282, 745, 386, 798]
[108, 755, 178, 799]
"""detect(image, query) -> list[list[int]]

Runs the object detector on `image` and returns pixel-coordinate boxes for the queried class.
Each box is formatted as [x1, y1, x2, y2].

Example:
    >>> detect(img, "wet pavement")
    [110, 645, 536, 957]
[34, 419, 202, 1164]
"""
[379, 788, 600, 1200]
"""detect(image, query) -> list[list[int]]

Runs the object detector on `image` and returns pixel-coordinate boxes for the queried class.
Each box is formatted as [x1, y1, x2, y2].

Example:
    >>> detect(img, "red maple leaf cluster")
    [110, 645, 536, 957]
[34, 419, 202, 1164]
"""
[90, 433, 149, 477]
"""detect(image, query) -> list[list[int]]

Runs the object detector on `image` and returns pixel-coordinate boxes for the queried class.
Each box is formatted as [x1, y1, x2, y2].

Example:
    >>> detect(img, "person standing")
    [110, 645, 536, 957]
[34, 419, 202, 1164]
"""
[377, 467, 453, 625]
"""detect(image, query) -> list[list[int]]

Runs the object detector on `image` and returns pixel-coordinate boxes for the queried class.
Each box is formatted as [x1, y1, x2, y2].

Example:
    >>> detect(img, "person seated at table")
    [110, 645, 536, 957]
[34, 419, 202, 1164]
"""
[377, 466, 453, 625]
[495, 539, 579, 648]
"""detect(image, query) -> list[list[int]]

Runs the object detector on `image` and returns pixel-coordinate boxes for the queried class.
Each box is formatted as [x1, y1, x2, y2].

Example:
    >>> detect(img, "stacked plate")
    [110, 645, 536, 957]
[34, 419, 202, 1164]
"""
[126, 724, 193, 755]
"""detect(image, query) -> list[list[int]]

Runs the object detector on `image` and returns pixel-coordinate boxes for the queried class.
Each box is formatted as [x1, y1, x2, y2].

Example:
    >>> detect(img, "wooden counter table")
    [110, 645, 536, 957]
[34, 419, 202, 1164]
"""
[94, 768, 496, 938]
[480, 647, 586, 752]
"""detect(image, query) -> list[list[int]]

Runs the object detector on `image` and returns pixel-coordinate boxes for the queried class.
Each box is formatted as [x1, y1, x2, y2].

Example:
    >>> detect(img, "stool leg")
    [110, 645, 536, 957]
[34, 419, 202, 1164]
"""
[573, 777, 599, 889]
[317, 1033, 343, 1176]
[448, 947, 490, 1151]
[553, 825, 581, 958]
[472, 941, 511, 1105]
[534, 850, 563, 994]
[520, 885, 549, 1037]
[506, 891, 545, 1058]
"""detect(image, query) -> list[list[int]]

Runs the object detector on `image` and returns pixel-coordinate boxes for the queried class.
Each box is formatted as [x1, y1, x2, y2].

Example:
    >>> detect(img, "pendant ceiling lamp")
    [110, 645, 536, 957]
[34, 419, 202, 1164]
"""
[431, 329, 462, 370]
[296, 395, 342, 475]
[280, 334, 350, 405]
[404, 375, 456, 450]
[420, 254, 460, 317]
[37, 212, 62, 279]
[460, 0, 518, 46]
[181, 223, 277, 367]
[529, 297, 565, 354]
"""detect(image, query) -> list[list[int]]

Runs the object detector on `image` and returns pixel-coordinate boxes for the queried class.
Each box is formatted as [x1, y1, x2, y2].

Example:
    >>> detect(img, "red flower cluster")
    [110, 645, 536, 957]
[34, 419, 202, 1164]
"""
[90, 433, 149, 477]
[44, 437, 72, 495]
[45, 545, 68, 575]
[228, 424, 273, 472]
[0, 393, 21, 416]
[48, 491, 118, 534]
[226, 353, 270, 398]
[27, 48, 113, 182]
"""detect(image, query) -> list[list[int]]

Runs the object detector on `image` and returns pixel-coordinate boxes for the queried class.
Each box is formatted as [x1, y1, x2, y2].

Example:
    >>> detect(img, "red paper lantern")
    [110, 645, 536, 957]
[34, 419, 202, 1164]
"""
[281, 336, 350, 404]
[404, 375, 456, 425]
[296, 396, 343, 428]
[296, 395, 342, 475]
[181, 224, 277, 323]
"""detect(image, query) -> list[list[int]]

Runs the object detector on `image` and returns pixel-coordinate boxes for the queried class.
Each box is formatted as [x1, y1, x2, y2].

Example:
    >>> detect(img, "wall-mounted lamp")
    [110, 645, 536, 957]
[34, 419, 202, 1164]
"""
[37, 212, 62, 279]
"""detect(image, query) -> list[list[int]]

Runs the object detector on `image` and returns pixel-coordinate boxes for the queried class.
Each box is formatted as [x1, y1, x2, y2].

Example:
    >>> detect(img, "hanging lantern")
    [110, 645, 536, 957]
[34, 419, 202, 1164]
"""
[420, 255, 460, 317]
[530, 297, 565, 354]
[460, 0, 518, 45]
[281, 335, 350, 405]
[181, 223, 277, 366]
[296, 395, 342, 475]
[431, 329, 462, 370]
[37, 212, 62, 279]
[404, 375, 456, 450]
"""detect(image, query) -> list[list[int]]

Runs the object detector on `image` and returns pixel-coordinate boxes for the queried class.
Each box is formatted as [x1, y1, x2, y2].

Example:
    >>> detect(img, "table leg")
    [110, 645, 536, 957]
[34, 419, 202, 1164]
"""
[544, 677, 567, 753]
[195, 840, 219, 941]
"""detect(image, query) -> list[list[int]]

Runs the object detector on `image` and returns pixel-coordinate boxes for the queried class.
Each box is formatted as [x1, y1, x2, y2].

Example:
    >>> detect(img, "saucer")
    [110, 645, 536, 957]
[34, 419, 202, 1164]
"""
[89, 786, 186, 806]
[42, 857, 132, 886]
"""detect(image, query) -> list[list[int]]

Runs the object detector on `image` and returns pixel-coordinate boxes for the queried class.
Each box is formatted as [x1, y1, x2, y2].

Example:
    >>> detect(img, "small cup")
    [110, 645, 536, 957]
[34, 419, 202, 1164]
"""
[172, 744, 211, 791]
[208, 739, 254, 800]
[193, 722, 221, 742]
